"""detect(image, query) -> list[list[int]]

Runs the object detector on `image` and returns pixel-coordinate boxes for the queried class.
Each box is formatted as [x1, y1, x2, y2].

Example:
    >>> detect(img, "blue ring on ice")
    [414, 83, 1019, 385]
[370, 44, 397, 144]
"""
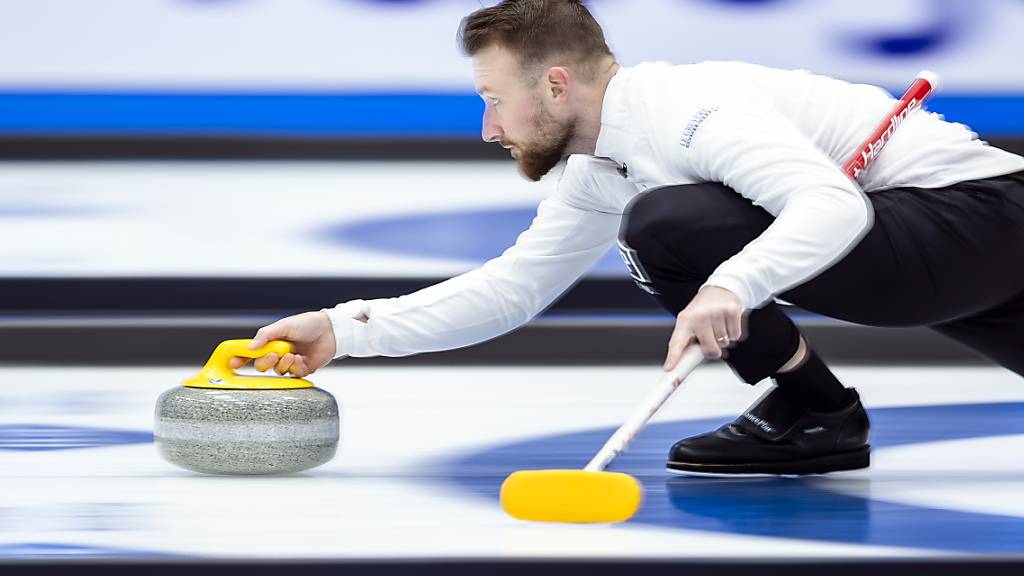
[444, 401, 1024, 553]
[0, 424, 153, 451]
[0, 203, 112, 218]
[0, 542, 178, 558]
[318, 207, 626, 274]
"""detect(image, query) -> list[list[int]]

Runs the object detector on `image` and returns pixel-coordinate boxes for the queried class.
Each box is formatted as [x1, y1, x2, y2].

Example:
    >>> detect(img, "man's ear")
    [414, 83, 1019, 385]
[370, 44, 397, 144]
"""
[546, 66, 571, 101]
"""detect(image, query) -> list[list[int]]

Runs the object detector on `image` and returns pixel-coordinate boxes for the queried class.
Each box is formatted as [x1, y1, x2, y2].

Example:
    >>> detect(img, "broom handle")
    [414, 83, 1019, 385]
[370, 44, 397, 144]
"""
[584, 345, 705, 472]
[842, 70, 939, 180]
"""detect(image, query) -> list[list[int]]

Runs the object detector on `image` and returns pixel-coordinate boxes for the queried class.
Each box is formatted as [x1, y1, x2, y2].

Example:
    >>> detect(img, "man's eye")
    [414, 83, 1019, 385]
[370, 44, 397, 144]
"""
[490, 98, 500, 106]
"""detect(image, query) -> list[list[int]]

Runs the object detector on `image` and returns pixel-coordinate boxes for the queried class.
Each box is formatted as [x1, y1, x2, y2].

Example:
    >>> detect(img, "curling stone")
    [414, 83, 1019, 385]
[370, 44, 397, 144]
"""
[154, 339, 339, 475]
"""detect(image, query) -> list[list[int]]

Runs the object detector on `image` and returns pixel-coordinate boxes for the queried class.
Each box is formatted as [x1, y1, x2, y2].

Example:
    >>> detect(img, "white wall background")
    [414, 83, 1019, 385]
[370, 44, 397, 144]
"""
[1, 0, 1022, 92]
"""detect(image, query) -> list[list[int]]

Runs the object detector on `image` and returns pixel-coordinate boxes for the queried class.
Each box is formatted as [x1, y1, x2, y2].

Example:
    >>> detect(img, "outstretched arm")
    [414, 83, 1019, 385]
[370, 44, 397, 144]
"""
[322, 191, 621, 359]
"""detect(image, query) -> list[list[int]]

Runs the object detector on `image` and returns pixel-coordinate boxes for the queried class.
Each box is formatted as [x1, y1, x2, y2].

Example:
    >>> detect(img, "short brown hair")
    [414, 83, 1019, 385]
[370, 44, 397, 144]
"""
[458, 0, 614, 83]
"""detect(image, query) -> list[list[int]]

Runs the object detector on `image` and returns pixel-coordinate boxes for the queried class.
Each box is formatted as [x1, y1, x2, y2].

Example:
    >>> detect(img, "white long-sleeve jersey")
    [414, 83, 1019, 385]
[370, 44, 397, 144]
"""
[324, 61, 1024, 359]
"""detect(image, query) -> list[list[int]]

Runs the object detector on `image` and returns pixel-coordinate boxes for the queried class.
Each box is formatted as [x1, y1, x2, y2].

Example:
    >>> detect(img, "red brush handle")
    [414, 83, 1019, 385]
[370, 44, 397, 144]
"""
[843, 70, 941, 181]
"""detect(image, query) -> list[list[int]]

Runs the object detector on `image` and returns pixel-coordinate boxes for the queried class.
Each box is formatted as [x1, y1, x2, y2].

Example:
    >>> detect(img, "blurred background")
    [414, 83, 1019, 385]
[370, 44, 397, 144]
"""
[3, 1, 1024, 570]
[1, 0, 1023, 363]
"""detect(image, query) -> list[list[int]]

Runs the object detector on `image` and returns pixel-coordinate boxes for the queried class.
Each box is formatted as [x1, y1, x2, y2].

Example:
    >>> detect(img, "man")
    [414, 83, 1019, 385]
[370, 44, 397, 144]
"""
[232, 0, 1024, 476]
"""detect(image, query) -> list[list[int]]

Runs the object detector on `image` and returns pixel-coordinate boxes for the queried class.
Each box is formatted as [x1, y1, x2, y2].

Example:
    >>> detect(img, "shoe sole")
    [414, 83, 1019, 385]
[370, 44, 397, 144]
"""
[665, 445, 870, 477]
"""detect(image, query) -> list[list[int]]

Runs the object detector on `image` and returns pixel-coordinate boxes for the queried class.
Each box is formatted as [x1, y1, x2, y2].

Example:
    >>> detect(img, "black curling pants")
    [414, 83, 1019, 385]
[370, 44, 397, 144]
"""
[617, 170, 1024, 384]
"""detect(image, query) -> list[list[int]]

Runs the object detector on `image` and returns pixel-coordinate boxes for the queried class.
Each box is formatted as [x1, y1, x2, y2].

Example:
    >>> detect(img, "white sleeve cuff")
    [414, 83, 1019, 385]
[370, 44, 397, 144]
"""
[320, 299, 371, 359]
[700, 274, 759, 310]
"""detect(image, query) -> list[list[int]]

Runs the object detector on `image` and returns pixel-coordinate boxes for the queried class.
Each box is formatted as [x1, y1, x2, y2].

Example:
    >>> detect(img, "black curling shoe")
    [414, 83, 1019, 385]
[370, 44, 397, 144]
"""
[667, 386, 870, 476]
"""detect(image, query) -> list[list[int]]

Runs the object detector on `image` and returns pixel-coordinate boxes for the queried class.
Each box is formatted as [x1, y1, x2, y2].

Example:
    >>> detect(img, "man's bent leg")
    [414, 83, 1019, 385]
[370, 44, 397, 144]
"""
[620, 183, 807, 385]
[619, 183, 870, 475]
[620, 182, 850, 406]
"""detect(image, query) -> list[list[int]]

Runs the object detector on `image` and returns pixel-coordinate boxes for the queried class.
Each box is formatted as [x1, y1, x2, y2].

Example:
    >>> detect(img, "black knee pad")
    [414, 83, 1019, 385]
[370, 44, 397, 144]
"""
[727, 318, 802, 385]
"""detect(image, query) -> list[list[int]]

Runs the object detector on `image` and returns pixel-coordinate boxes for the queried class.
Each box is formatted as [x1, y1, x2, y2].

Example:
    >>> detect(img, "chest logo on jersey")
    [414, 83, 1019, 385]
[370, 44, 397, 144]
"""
[679, 106, 718, 149]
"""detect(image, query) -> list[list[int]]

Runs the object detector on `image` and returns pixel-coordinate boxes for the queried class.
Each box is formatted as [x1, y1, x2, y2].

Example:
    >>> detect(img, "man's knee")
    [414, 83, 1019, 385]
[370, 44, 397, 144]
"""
[621, 184, 716, 252]
[623, 182, 775, 251]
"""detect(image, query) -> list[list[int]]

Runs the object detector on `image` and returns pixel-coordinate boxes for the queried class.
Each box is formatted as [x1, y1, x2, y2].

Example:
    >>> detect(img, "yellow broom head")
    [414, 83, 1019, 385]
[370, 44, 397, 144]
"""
[499, 469, 643, 523]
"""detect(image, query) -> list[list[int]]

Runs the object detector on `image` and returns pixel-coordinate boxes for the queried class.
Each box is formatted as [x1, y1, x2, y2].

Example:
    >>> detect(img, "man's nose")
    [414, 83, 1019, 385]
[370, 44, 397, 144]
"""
[482, 109, 503, 143]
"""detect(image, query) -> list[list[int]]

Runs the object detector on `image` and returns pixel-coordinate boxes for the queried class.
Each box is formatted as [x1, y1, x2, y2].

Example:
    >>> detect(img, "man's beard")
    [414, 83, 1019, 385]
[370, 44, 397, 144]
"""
[510, 108, 576, 182]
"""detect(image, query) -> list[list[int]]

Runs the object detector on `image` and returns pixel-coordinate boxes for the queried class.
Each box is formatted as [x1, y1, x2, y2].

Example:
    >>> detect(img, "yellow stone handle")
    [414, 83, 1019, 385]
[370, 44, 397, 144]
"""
[203, 339, 292, 377]
[184, 339, 313, 390]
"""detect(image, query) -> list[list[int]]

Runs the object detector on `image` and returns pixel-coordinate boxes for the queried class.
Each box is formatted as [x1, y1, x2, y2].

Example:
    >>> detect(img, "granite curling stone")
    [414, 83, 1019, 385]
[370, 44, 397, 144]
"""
[154, 339, 339, 475]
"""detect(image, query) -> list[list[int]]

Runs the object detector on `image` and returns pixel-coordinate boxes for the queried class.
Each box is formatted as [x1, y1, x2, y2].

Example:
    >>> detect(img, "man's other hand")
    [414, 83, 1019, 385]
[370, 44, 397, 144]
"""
[664, 286, 746, 370]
